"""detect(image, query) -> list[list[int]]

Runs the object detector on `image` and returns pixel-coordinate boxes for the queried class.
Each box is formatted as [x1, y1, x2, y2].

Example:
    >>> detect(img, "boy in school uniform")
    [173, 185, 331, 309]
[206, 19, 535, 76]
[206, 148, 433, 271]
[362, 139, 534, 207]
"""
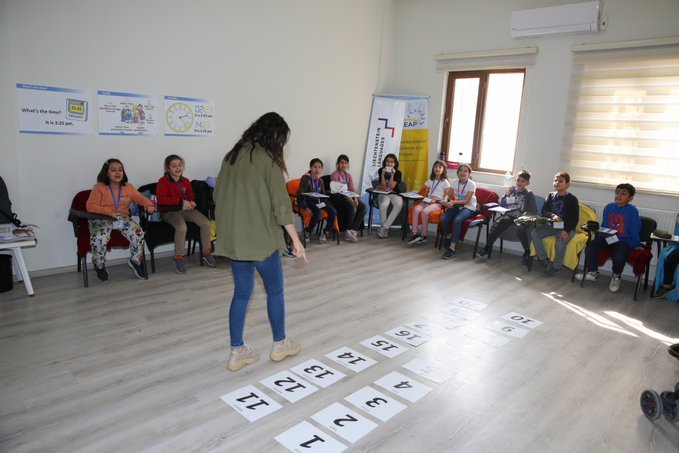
[576, 183, 641, 292]
[532, 171, 579, 277]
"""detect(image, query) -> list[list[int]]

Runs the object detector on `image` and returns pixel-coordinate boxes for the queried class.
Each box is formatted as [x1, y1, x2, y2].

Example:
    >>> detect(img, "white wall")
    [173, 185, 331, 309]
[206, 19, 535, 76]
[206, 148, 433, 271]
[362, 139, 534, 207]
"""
[388, 0, 679, 211]
[1, 0, 391, 271]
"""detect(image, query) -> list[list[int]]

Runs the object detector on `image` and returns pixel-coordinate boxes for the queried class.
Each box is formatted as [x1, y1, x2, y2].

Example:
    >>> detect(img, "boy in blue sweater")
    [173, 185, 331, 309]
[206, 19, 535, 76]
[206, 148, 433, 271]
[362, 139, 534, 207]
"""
[576, 183, 641, 292]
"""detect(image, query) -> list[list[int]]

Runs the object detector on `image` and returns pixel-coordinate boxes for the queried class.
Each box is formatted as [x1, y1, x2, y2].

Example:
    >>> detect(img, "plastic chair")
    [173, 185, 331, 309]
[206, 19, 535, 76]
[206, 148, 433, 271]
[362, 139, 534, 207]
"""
[68, 189, 144, 287]
[286, 178, 340, 246]
[407, 186, 444, 237]
[590, 216, 657, 300]
[137, 183, 202, 273]
[436, 187, 499, 255]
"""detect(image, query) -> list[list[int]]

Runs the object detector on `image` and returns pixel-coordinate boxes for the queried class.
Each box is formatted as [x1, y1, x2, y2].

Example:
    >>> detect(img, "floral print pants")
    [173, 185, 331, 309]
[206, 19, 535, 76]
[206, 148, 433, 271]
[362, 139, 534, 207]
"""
[88, 217, 145, 267]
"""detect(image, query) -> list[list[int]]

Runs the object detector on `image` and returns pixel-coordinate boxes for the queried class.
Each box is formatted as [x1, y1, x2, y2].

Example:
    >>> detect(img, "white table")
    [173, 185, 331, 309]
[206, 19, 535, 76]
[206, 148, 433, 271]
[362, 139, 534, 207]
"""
[0, 236, 37, 296]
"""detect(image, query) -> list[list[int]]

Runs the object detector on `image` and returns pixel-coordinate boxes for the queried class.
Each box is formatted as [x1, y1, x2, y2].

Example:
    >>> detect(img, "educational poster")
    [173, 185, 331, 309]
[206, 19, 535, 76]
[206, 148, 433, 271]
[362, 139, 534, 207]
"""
[164, 95, 215, 136]
[98, 90, 159, 136]
[16, 83, 93, 135]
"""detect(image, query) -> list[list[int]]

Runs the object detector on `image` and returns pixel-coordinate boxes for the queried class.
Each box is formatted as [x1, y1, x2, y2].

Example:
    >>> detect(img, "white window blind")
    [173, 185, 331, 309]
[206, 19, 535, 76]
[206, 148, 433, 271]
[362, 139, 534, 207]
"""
[561, 39, 679, 195]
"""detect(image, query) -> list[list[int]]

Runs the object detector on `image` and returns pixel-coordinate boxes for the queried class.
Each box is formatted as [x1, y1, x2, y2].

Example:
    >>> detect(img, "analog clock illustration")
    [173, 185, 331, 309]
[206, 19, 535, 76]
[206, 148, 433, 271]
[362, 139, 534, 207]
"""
[166, 102, 194, 133]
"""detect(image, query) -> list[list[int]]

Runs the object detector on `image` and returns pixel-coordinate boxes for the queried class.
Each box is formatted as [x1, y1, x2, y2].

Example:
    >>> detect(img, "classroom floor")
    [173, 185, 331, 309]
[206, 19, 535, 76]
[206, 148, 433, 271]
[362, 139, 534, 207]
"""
[1, 232, 678, 452]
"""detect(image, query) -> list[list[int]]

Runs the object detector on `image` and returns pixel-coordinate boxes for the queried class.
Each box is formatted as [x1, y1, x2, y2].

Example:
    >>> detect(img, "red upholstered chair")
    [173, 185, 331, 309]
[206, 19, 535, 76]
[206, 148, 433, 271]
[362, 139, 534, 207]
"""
[594, 216, 657, 300]
[286, 179, 340, 246]
[435, 187, 499, 255]
[68, 189, 136, 287]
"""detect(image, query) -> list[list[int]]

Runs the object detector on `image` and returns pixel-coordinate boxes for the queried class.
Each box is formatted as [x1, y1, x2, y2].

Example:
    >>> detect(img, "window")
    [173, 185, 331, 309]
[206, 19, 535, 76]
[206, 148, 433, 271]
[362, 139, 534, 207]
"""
[561, 40, 679, 194]
[441, 69, 526, 174]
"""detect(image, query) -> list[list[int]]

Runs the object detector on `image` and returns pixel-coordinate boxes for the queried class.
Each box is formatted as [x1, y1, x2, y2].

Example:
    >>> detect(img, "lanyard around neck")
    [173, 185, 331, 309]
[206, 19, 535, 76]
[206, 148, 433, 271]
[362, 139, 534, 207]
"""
[109, 185, 122, 213]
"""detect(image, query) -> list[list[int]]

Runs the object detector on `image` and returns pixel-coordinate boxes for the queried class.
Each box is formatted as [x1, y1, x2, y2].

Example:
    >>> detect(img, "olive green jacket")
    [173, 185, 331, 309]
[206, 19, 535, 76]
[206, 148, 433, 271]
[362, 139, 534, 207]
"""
[213, 144, 294, 261]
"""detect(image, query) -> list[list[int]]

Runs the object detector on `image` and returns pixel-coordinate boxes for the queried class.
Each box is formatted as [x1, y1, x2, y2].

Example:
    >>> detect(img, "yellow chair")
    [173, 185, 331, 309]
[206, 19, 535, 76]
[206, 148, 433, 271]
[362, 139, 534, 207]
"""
[531, 203, 597, 274]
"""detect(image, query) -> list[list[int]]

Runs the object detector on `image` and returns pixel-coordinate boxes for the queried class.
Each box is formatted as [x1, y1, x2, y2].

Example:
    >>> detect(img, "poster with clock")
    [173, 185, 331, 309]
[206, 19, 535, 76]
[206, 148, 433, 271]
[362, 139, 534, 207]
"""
[164, 95, 215, 136]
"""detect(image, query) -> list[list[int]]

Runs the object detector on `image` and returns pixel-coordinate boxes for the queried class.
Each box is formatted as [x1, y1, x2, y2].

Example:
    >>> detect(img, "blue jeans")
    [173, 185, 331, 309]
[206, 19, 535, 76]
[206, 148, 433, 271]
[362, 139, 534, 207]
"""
[229, 250, 285, 348]
[440, 206, 474, 245]
[585, 237, 631, 275]
[306, 201, 337, 234]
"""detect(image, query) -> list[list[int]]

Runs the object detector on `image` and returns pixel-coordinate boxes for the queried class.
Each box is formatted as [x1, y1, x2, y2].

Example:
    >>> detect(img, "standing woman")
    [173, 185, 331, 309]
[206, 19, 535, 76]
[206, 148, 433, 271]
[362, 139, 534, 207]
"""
[214, 112, 306, 372]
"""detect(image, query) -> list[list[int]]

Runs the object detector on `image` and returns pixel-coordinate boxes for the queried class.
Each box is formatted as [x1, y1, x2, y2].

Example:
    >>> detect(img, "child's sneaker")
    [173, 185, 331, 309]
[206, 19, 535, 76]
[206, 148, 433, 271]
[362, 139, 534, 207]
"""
[282, 246, 295, 258]
[202, 253, 216, 267]
[173, 257, 187, 274]
[319, 232, 328, 244]
[417, 236, 427, 245]
[128, 259, 147, 279]
[575, 271, 599, 281]
[408, 234, 421, 245]
[543, 265, 561, 277]
[94, 264, 109, 282]
[477, 247, 490, 258]
[609, 274, 621, 292]
[227, 344, 260, 371]
[377, 227, 388, 238]
[270, 337, 301, 362]
[442, 248, 456, 260]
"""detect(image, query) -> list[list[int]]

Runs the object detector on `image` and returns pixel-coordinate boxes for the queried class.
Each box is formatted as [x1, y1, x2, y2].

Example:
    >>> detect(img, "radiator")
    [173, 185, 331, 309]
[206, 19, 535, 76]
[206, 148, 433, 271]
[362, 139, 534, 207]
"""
[581, 201, 678, 233]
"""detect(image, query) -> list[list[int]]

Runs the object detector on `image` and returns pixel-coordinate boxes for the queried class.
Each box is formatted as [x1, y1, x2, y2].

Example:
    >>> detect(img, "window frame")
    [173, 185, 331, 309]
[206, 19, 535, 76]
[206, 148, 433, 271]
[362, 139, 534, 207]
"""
[441, 68, 526, 174]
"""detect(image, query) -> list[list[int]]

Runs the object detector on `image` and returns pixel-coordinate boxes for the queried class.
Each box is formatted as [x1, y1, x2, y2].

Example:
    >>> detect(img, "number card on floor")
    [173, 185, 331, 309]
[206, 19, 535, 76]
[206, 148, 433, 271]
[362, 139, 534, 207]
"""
[220, 384, 282, 422]
[290, 359, 346, 388]
[502, 312, 543, 329]
[374, 371, 432, 403]
[402, 357, 456, 384]
[260, 370, 319, 403]
[326, 347, 377, 373]
[275, 420, 346, 453]
[443, 305, 481, 321]
[345, 386, 407, 422]
[465, 327, 511, 347]
[451, 297, 488, 311]
[360, 335, 408, 358]
[311, 402, 378, 444]
[488, 320, 529, 339]
[385, 326, 431, 347]
[405, 319, 442, 337]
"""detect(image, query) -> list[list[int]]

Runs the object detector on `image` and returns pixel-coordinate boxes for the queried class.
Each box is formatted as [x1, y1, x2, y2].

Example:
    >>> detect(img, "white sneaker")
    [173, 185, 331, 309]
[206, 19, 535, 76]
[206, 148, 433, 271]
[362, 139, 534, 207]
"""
[408, 234, 421, 245]
[227, 344, 260, 371]
[349, 230, 359, 242]
[377, 227, 389, 238]
[575, 271, 599, 281]
[271, 337, 301, 362]
[609, 274, 621, 292]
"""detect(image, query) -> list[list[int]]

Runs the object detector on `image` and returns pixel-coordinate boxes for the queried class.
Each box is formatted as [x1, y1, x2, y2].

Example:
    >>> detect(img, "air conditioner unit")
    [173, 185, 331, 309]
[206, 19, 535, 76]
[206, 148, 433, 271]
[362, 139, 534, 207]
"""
[511, 1, 602, 38]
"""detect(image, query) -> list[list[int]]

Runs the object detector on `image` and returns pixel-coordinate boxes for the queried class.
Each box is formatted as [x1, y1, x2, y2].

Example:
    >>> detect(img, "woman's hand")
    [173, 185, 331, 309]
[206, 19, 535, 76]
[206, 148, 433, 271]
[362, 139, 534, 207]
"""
[291, 237, 307, 262]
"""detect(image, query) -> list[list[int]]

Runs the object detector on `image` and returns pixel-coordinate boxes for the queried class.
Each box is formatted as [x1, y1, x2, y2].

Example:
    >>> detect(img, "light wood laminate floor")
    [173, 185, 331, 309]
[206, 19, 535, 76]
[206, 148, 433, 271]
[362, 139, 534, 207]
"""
[1, 233, 678, 452]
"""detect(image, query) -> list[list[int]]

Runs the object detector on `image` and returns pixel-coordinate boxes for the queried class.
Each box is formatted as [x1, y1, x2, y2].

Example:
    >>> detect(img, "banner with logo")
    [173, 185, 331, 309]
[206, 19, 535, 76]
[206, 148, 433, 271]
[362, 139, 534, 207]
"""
[360, 96, 406, 193]
[360, 95, 430, 193]
[399, 96, 430, 191]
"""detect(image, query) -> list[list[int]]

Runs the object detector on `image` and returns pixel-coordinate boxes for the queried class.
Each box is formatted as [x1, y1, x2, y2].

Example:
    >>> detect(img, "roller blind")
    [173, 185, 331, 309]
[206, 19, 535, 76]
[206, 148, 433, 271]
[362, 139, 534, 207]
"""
[561, 40, 679, 195]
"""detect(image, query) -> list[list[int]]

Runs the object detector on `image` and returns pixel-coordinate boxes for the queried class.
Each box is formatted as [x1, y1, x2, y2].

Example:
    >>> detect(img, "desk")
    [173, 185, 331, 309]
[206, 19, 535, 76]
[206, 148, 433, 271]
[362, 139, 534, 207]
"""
[0, 236, 37, 296]
[398, 192, 424, 240]
[649, 233, 679, 297]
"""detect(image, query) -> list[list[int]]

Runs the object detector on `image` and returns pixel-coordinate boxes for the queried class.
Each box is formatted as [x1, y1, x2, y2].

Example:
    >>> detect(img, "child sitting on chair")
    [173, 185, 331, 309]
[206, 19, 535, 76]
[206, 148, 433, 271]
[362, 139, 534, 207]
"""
[408, 160, 450, 245]
[299, 158, 337, 244]
[576, 183, 641, 292]
[531, 171, 579, 277]
[477, 170, 537, 262]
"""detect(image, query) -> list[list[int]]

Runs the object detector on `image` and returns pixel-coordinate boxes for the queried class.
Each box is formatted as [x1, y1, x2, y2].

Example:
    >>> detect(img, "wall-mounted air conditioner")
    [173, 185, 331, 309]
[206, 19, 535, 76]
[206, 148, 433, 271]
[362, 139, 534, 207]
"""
[511, 1, 603, 38]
